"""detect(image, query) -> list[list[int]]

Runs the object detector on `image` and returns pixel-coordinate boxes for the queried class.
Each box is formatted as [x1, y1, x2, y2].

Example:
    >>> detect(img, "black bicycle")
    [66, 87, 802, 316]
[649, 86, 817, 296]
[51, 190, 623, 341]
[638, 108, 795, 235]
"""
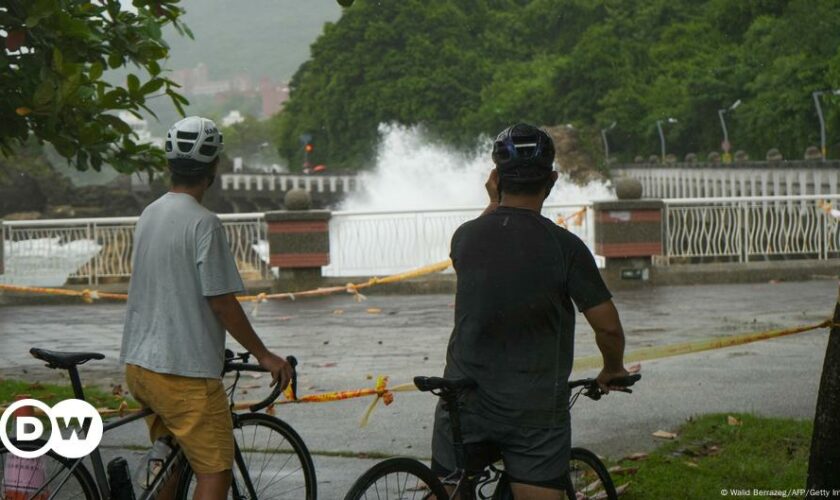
[344, 373, 641, 500]
[0, 348, 316, 499]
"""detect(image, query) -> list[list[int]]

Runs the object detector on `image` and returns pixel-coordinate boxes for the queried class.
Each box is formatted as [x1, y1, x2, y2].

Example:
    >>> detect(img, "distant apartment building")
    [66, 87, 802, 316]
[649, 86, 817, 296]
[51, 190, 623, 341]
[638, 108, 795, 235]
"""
[170, 63, 289, 118]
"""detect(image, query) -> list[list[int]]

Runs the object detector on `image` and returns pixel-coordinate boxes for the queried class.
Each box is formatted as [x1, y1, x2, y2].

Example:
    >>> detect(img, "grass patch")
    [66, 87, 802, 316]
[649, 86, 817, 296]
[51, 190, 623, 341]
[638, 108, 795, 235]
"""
[0, 378, 137, 410]
[618, 413, 812, 499]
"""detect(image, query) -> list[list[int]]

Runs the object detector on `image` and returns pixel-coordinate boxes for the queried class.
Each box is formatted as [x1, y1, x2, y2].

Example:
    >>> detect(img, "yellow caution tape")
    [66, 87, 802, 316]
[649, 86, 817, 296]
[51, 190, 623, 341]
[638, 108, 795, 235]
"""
[571, 319, 831, 372]
[0, 318, 833, 424]
[0, 259, 454, 306]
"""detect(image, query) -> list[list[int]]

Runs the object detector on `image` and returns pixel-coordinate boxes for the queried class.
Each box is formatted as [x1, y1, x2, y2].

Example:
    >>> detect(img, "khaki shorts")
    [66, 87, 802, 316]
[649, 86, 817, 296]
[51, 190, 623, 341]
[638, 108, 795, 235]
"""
[125, 364, 234, 474]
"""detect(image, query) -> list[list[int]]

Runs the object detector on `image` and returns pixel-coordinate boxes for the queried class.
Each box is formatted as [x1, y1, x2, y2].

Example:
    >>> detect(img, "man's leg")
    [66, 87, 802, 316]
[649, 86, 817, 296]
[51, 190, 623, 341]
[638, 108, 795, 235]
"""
[194, 471, 232, 500]
[510, 482, 565, 500]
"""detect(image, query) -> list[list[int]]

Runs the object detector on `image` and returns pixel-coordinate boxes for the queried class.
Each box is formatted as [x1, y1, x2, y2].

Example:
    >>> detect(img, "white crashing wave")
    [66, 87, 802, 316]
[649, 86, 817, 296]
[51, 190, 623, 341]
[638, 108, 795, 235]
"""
[341, 123, 614, 212]
[1, 238, 101, 287]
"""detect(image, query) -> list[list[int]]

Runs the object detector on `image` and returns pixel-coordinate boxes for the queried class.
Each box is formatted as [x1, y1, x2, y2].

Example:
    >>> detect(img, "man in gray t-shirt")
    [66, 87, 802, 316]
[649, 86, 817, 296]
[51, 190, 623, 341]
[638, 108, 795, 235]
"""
[121, 117, 291, 500]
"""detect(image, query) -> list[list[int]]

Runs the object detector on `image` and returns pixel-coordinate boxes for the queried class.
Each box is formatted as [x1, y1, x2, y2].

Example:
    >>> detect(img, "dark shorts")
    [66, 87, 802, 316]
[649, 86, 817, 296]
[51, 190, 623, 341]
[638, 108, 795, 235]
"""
[431, 399, 570, 490]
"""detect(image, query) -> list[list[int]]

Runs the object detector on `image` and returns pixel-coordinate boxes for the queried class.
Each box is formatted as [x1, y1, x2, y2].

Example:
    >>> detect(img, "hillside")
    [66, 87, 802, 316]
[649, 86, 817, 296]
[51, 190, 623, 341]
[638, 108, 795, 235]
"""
[275, 0, 840, 169]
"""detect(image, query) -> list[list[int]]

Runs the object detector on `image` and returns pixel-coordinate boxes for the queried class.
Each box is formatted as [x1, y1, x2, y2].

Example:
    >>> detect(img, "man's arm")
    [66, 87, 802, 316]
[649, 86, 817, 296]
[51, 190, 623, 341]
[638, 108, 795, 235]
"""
[583, 299, 632, 392]
[207, 293, 293, 390]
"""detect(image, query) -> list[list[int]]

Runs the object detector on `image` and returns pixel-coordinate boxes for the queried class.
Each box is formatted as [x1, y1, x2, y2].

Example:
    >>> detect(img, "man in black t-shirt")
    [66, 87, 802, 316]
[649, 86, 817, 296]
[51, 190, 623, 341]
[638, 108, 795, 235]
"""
[431, 124, 633, 500]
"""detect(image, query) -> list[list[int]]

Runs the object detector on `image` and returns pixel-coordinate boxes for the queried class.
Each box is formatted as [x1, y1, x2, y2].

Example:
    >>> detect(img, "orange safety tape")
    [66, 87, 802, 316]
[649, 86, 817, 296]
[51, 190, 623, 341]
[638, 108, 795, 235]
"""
[556, 207, 587, 228]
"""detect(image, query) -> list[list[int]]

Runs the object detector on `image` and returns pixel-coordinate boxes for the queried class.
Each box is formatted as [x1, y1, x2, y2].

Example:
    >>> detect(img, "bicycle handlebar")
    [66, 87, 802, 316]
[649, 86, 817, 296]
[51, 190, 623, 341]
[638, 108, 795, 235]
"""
[223, 350, 298, 413]
[569, 373, 641, 401]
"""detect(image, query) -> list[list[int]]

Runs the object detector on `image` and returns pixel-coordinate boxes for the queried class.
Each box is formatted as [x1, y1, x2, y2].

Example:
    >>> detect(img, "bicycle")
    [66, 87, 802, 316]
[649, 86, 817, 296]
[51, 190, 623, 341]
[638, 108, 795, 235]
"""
[344, 373, 641, 500]
[0, 347, 316, 499]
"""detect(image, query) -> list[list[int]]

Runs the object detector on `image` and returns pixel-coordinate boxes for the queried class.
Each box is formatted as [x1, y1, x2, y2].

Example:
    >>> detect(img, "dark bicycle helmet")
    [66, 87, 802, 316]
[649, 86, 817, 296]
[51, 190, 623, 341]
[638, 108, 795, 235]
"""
[491, 123, 555, 182]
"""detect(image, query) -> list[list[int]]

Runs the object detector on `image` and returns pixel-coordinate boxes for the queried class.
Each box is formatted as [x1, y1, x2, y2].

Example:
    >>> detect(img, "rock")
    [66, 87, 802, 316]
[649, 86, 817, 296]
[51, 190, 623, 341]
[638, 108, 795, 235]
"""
[664, 153, 678, 164]
[766, 148, 784, 162]
[734, 150, 749, 162]
[634, 155, 645, 163]
[284, 189, 312, 211]
[707, 152, 721, 163]
[648, 155, 660, 164]
[614, 178, 643, 200]
[805, 146, 822, 160]
[684, 153, 697, 163]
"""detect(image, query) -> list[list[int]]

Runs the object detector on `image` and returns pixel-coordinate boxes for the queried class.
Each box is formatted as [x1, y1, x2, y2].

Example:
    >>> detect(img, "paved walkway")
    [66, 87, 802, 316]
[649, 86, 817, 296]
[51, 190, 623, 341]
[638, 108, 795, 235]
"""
[1, 279, 837, 497]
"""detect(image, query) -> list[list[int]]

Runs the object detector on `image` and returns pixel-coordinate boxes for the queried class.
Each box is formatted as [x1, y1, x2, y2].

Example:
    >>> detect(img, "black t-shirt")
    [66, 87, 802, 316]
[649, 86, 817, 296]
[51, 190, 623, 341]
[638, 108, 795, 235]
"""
[443, 206, 612, 428]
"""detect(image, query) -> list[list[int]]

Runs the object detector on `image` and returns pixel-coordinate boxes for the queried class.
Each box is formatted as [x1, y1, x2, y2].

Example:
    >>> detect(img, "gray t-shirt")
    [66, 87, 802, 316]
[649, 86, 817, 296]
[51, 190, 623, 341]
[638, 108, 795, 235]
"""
[120, 192, 245, 378]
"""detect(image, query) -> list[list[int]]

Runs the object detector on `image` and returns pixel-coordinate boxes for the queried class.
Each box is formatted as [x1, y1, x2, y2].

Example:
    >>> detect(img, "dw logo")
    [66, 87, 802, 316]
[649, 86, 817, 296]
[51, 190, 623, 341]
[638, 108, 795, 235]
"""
[0, 399, 103, 459]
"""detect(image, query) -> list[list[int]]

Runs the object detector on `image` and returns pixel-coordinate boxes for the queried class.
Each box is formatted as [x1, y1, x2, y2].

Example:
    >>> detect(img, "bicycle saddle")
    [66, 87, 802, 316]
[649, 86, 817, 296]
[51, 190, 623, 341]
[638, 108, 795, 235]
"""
[414, 376, 477, 393]
[30, 348, 105, 369]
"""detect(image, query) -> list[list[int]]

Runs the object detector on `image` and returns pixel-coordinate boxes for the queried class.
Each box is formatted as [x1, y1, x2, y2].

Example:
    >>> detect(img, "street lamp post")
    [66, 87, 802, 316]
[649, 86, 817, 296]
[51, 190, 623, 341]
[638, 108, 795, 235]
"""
[657, 117, 678, 162]
[718, 99, 741, 163]
[601, 121, 617, 165]
[812, 89, 840, 160]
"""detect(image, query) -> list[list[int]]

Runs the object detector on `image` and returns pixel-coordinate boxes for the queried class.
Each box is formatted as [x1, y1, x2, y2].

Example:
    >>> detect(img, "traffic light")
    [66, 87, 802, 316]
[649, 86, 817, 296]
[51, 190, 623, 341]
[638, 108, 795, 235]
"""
[304, 143, 314, 153]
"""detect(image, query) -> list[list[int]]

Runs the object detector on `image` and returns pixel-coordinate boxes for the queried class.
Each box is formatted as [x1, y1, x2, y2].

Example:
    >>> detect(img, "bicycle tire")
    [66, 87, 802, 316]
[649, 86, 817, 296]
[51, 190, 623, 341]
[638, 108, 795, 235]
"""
[175, 412, 316, 499]
[567, 447, 617, 500]
[490, 448, 616, 500]
[344, 457, 449, 500]
[1, 439, 99, 499]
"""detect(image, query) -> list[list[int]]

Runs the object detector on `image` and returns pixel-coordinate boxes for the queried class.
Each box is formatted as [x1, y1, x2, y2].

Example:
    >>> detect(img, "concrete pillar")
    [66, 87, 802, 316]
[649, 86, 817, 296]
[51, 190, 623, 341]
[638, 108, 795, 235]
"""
[266, 192, 330, 290]
[593, 200, 664, 282]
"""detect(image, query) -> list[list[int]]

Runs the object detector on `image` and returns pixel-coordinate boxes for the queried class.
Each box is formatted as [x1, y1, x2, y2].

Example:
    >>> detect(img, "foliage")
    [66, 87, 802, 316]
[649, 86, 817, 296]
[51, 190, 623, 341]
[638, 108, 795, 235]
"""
[620, 413, 811, 499]
[278, 0, 840, 167]
[221, 114, 283, 168]
[1, 0, 190, 175]
[0, 378, 138, 410]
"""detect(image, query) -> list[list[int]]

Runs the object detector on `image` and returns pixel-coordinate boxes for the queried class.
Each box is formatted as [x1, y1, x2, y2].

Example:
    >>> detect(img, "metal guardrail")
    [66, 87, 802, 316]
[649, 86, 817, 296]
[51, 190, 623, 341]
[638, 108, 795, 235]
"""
[1, 214, 269, 287]
[322, 204, 593, 277]
[662, 195, 840, 264]
[613, 166, 840, 198]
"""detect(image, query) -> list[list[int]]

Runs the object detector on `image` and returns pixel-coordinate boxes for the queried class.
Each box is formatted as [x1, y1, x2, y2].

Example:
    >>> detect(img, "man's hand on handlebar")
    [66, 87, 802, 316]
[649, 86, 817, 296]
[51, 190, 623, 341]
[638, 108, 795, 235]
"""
[596, 363, 641, 394]
[257, 352, 294, 391]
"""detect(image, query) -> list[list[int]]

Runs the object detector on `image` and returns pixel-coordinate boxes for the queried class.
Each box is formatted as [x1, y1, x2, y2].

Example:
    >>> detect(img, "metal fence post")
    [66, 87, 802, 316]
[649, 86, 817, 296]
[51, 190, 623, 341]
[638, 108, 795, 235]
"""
[663, 203, 671, 265]
[741, 202, 749, 263]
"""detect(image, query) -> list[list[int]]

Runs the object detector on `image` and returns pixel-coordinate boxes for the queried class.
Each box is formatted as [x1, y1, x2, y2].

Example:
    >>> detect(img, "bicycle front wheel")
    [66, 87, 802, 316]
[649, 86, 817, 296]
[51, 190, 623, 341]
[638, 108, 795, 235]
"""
[176, 412, 316, 499]
[344, 457, 449, 500]
[567, 447, 617, 500]
[1, 440, 99, 499]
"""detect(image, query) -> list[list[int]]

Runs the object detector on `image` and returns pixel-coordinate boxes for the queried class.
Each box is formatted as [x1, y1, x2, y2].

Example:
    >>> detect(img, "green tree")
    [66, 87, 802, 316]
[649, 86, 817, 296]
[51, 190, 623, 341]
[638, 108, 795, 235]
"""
[278, 0, 840, 166]
[1, 0, 190, 175]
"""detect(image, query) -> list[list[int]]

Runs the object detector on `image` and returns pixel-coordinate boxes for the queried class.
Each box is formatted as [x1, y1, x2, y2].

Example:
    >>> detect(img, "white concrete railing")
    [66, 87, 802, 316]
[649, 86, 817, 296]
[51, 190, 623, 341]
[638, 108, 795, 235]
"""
[1, 214, 268, 287]
[614, 167, 840, 199]
[220, 174, 363, 194]
[662, 195, 840, 264]
[322, 204, 594, 277]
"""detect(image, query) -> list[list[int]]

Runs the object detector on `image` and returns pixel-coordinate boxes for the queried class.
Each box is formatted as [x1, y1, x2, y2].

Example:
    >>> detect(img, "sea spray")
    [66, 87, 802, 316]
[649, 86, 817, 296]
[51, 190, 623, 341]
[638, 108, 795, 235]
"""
[341, 124, 614, 211]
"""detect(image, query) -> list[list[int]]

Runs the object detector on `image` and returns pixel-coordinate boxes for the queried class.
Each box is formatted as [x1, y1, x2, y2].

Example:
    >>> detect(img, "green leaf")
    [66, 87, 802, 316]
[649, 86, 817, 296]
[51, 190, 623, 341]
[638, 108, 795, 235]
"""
[147, 60, 161, 77]
[139, 78, 164, 96]
[99, 114, 132, 135]
[89, 62, 103, 81]
[108, 52, 123, 69]
[25, 0, 59, 27]
[52, 48, 63, 72]
[33, 80, 55, 107]
[127, 74, 140, 96]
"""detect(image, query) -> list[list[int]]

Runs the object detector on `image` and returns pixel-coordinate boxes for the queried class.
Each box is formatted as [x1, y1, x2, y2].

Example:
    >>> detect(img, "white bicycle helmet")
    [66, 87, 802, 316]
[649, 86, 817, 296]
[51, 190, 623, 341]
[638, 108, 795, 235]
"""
[165, 116, 224, 166]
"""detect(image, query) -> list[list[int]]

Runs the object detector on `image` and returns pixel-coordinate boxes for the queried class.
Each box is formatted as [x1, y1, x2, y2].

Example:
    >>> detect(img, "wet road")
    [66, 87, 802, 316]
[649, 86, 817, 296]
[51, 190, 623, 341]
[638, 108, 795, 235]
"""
[1, 279, 836, 498]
